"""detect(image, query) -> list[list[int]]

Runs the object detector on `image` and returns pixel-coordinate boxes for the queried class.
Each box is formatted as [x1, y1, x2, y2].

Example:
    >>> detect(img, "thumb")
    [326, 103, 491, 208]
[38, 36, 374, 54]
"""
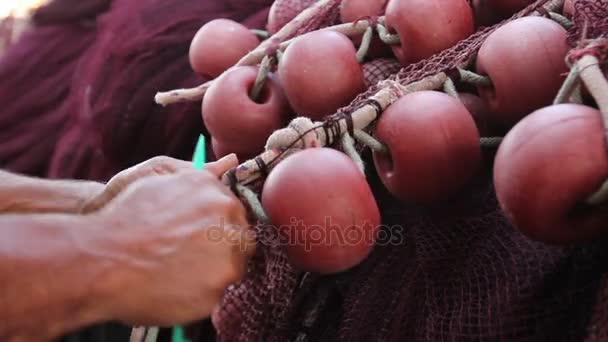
[205, 154, 239, 177]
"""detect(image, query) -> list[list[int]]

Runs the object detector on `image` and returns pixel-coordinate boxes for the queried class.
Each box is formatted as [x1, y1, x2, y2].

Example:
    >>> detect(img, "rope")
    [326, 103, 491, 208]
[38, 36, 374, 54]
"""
[222, 73, 449, 186]
[276, 49, 284, 65]
[376, 23, 400, 45]
[443, 78, 460, 100]
[576, 53, 608, 205]
[341, 133, 365, 174]
[354, 129, 388, 154]
[144, 328, 159, 342]
[549, 12, 573, 30]
[130, 327, 147, 342]
[570, 85, 583, 104]
[249, 55, 273, 101]
[236, 184, 269, 223]
[553, 64, 581, 105]
[154, 8, 373, 106]
[356, 26, 374, 63]
[251, 29, 270, 40]
[458, 69, 493, 87]
[587, 180, 608, 206]
[577, 54, 608, 140]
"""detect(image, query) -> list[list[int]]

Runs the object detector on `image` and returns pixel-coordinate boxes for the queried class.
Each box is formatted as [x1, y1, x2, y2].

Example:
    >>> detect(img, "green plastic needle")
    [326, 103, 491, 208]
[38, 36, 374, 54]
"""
[172, 326, 189, 342]
[192, 135, 207, 170]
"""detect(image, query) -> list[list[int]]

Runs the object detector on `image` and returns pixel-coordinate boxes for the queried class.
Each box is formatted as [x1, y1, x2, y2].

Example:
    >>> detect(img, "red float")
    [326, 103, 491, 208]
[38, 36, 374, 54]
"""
[267, 0, 316, 34]
[476, 17, 568, 126]
[279, 31, 365, 120]
[373, 91, 481, 202]
[189, 19, 259, 78]
[340, 0, 387, 23]
[262, 148, 380, 274]
[202, 66, 291, 159]
[340, 0, 391, 59]
[385, 0, 474, 66]
[459, 93, 498, 136]
[494, 104, 608, 244]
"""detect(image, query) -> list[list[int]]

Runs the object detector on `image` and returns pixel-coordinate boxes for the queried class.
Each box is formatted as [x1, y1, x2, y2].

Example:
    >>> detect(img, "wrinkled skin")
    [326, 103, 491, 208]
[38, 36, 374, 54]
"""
[262, 148, 380, 274]
[476, 17, 568, 126]
[279, 31, 365, 120]
[495, 104, 608, 244]
[81, 155, 237, 213]
[373, 91, 481, 203]
[0, 155, 255, 340]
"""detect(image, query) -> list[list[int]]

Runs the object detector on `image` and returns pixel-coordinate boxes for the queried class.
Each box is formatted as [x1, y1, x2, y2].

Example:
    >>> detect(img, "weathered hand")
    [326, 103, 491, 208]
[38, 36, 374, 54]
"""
[81, 154, 237, 213]
[93, 169, 254, 326]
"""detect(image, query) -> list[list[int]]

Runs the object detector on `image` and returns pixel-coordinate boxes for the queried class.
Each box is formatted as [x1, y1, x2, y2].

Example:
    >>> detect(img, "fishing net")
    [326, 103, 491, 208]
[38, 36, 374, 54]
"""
[209, 0, 608, 341]
[0, 19, 98, 177]
[46, 0, 275, 181]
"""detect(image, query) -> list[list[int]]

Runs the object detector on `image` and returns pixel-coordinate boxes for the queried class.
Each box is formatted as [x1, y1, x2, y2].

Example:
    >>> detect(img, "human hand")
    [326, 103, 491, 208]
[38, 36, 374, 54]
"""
[81, 154, 237, 213]
[92, 168, 254, 326]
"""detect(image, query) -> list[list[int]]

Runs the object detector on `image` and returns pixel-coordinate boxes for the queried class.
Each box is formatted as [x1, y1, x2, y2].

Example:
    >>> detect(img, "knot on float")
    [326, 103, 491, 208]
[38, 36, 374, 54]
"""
[266, 117, 321, 151]
[323, 114, 350, 145]
[264, 38, 282, 59]
[353, 15, 382, 28]
[377, 79, 407, 103]
[566, 38, 608, 66]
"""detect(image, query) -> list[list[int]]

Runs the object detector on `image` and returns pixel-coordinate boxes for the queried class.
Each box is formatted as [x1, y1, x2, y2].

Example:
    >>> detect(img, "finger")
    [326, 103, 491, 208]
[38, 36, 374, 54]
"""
[205, 154, 239, 177]
[81, 157, 193, 213]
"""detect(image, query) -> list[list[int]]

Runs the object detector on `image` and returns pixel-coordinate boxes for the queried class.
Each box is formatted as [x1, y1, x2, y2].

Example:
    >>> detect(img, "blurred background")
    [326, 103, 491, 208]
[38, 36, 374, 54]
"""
[0, 0, 46, 17]
[0, 0, 45, 54]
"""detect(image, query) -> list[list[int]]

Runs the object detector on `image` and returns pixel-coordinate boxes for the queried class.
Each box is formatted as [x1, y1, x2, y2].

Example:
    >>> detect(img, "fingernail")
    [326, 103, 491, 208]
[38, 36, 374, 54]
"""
[219, 153, 238, 165]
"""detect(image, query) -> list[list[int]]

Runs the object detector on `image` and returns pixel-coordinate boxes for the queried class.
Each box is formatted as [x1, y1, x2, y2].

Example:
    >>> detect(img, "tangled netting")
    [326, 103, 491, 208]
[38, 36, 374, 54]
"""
[211, 0, 608, 341]
[46, 0, 278, 182]
[0, 22, 97, 177]
[0, 0, 276, 181]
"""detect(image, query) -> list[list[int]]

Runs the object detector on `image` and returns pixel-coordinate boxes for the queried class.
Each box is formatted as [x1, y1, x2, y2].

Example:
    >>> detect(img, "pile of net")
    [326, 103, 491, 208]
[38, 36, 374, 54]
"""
[46, 0, 276, 182]
[206, 0, 608, 341]
[0, 0, 273, 180]
[0, 1, 106, 177]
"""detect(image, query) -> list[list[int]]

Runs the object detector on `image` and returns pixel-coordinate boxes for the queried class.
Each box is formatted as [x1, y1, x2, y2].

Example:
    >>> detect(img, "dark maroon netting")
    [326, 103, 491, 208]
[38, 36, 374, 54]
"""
[214, 1, 608, 341]
[46, 0, 274, 181]
[0, 22, 97, 177]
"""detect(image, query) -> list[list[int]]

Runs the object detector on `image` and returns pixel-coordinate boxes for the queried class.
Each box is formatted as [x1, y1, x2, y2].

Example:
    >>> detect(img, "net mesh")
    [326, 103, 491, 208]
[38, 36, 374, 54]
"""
[361, 58, 402, 88]
[213, 0, 608, 341]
